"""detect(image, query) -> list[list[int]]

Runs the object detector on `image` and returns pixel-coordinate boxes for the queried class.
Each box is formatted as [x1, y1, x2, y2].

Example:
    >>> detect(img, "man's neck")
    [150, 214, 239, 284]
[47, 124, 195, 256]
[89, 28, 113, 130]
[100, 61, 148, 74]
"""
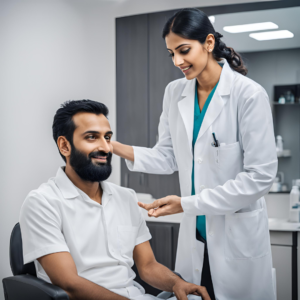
[64, 165, 103, 204]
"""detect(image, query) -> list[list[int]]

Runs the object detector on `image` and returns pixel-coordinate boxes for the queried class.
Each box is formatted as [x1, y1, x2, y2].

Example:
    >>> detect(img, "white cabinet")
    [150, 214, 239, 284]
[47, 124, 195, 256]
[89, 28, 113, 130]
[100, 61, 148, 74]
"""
[270, 231, 297, 300]
[271, 245, 292, 300]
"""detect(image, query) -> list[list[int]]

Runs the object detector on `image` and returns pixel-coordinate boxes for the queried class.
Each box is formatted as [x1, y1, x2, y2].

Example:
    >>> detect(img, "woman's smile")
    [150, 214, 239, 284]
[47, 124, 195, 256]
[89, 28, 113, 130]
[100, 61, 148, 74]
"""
[180, 65, 192, 73]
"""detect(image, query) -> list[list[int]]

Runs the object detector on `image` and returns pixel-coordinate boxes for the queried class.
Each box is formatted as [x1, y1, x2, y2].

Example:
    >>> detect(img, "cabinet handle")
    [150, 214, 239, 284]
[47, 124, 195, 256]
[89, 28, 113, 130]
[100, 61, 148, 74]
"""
[124, 173, 129, 187]
[140, 173, 145, 185]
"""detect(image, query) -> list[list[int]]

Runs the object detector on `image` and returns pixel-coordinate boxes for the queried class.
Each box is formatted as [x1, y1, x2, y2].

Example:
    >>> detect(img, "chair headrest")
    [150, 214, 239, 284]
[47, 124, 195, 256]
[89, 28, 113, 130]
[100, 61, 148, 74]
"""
[9, 223, 36, 276]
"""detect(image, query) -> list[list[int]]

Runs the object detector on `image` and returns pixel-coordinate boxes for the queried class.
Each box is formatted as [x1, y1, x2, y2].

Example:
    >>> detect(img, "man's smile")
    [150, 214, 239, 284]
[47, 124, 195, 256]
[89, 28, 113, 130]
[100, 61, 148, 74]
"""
[92, 156, 107, 162]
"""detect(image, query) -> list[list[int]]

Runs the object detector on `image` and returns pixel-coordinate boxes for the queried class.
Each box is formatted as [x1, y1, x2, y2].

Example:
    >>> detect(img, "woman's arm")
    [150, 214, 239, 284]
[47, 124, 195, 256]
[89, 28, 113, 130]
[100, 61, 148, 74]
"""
[140, 89, 278, 217]
[111, 141, 134, 162]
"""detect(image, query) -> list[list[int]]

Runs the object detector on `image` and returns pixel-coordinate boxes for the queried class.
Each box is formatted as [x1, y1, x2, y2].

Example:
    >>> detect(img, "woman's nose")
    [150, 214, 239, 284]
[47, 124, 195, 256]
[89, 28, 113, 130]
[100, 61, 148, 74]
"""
[173, 55, 184, 67]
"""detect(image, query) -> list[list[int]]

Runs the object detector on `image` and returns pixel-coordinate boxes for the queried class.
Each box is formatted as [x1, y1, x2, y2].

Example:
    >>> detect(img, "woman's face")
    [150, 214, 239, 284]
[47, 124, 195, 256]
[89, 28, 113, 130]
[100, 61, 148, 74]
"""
[165, 31, 213, 80]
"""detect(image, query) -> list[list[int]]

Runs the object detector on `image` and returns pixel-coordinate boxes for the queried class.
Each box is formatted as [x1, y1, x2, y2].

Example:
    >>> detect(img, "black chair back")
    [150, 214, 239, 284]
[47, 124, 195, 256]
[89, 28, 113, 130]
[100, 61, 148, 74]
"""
[10, 223, 36, 276]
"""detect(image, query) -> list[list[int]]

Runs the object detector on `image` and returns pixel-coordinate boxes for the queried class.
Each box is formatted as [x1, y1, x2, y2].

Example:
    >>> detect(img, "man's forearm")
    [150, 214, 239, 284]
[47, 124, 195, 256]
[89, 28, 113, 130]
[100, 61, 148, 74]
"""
[64, 275, 129, 300]
[139, 261, 183, 293]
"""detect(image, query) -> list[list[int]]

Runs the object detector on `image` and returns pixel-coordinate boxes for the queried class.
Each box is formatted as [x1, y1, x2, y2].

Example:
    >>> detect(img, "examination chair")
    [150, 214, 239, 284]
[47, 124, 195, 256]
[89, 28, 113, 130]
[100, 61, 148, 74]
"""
[2, 223, 177, 300]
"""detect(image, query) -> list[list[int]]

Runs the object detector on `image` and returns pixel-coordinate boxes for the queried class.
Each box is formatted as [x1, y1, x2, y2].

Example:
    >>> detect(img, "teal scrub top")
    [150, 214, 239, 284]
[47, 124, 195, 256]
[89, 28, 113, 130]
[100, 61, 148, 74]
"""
[192, 81, 219, 240]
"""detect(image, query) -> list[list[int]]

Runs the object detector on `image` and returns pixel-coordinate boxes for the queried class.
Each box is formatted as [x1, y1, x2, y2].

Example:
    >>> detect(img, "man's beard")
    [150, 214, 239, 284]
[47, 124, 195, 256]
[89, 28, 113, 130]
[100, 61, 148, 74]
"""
[69, 144, 112, 182]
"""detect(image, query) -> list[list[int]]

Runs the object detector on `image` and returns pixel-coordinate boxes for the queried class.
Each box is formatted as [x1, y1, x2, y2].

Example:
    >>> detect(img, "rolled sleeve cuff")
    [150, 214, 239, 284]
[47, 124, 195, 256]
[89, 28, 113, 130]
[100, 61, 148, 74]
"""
[125, 146, 143, 172]
[135, 232, 152, 246]
[181, 195, 202, 216]
[23, 244, 70, 264]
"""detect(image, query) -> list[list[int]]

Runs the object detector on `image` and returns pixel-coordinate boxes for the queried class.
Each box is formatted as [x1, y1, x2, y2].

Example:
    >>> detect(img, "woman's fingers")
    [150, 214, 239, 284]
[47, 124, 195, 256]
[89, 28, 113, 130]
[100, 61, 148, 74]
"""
[138, 195, 183, 217]
[148, 206, 169, 217]
[138, 198, 168, 211]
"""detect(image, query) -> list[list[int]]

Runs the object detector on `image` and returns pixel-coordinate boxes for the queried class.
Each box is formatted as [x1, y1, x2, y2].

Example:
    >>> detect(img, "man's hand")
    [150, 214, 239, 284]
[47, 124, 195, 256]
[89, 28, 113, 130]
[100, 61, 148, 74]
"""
[138, 195, 183, 217]
[133, 242, 210, 300]
[172, 281, 211, 300]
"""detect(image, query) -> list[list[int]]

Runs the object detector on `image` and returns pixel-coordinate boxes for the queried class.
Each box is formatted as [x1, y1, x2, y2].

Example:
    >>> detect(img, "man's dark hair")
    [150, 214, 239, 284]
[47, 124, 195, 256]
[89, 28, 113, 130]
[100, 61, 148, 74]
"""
[52, 99, 109, 162]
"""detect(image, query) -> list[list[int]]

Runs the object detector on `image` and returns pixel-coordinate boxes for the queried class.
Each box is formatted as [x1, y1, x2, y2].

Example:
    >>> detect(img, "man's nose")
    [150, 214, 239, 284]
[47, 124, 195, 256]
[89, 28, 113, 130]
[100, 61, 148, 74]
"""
[98, 138, 111, 153]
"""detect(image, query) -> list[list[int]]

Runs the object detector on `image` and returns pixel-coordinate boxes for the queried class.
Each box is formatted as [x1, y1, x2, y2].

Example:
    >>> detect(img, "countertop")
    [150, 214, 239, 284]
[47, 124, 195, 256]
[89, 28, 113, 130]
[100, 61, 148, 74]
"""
[142, 210, 183, 223]
[268, 218, 300, 232]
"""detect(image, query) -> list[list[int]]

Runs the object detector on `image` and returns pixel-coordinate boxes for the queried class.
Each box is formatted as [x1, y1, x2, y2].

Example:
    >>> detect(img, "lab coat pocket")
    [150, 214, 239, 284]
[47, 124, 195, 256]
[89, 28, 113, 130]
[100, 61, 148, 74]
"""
[213, 142, 243, 175]
[225, 207, 268, 260]
[118, 225, 139, 258]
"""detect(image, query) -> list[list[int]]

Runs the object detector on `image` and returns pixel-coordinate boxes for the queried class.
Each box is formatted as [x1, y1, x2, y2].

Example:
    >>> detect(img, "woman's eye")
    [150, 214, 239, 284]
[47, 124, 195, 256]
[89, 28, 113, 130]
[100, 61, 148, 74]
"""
[105, 136, 111, 141]
[168, 52, 174, 57]
[181, 49, 190, 54]
[87, 135, 96, 140]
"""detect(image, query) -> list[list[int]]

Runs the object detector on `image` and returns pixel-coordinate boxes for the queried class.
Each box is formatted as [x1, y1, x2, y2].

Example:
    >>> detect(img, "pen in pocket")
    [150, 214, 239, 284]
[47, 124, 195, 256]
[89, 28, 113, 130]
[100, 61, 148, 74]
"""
[212, 133, 219, 147]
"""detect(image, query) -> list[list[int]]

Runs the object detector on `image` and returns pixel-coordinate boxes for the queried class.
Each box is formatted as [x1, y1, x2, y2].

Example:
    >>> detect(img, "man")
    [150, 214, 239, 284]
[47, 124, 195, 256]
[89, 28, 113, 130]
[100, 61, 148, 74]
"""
[20, 100, 210, 300]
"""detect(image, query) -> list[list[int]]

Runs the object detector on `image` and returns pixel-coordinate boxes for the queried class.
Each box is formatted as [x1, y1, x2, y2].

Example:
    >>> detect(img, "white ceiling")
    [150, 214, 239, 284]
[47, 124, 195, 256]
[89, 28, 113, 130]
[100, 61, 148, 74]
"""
[213, 6, 300, 53]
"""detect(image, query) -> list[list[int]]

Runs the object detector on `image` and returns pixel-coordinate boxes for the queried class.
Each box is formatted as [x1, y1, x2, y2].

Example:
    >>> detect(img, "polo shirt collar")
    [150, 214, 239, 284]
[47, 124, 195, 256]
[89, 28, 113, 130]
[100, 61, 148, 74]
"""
[55, 167, 80, 199]
[100, 181, 113, 196]
[55, 167, 113, 200]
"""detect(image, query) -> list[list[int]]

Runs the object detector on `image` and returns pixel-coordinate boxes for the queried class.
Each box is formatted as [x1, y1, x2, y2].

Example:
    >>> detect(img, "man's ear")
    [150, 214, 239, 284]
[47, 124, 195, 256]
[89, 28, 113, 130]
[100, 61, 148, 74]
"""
[57, 136, 71, 159]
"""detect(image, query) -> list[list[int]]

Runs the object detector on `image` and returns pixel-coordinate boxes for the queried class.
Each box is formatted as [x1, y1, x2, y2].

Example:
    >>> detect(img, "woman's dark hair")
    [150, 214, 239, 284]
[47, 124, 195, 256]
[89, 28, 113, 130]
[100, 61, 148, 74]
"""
[52, 99, 109, 162]
[162, 8, 247, 76]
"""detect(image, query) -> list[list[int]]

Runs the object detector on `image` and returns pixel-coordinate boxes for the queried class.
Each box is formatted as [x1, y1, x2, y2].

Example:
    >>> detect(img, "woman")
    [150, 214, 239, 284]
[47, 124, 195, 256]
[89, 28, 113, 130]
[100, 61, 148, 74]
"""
[112, 8, 277, 300]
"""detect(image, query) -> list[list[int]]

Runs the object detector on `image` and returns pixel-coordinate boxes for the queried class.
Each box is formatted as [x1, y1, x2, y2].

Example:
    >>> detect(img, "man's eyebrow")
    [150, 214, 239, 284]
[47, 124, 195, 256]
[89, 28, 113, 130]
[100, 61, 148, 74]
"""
[82, 130, 99, 136]
[167, 44, 190, 51]
[81, 130, 113, 136]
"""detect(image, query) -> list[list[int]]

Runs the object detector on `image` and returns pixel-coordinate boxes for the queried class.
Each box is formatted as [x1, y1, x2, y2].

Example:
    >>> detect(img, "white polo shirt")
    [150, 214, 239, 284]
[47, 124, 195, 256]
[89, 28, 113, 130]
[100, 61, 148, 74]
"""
[19, 167, 152, 299]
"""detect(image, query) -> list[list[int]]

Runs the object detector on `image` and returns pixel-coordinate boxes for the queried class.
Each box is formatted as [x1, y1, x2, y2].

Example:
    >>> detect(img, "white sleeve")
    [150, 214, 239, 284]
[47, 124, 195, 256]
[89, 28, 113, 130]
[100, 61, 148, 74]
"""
[128, 190, 152, 246]
[19, 192, 69, 264]
[182, 90, 278, 215]
[126, 83, 178, 174]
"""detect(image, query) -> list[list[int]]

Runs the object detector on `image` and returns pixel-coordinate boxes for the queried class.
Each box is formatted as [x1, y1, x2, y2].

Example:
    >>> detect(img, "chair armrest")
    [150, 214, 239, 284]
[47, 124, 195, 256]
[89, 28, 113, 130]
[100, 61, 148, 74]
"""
[157, 291, 173, 299]
[2, 274, 69, 300]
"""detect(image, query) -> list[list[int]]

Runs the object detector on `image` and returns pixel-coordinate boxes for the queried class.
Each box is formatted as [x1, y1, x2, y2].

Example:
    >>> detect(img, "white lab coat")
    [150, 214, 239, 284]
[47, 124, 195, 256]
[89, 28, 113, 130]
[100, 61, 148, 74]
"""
[126, 59, 278, 300]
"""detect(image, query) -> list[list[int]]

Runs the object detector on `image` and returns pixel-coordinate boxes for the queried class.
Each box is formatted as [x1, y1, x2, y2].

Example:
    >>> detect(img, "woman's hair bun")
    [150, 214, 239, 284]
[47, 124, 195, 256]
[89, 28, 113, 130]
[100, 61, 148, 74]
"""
[214, 32, 223, 40]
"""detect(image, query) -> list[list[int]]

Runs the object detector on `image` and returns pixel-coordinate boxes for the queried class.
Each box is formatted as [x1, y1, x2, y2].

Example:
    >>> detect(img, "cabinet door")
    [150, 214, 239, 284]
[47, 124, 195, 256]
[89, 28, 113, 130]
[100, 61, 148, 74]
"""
[147, 222, 173, 269]
[147, 11, 183, 199]
[271, 245, 292, 300]
[116, 15, 149, 193]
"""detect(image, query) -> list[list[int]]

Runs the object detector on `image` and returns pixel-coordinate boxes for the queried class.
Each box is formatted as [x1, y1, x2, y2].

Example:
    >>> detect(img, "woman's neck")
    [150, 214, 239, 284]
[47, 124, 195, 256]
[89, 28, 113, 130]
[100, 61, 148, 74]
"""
[196, 58, 222, 92]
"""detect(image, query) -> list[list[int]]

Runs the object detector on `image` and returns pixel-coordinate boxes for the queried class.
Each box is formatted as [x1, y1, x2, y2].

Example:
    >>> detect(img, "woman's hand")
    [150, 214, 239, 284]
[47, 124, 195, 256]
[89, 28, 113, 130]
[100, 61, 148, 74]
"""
[138, 195, 183, 217]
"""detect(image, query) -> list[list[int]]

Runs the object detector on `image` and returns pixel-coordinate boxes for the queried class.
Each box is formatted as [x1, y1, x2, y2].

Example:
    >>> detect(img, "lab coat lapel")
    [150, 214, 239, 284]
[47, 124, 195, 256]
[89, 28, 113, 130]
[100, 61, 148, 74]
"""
[196, 60, 234, 142]
[178, 78, 196, 154]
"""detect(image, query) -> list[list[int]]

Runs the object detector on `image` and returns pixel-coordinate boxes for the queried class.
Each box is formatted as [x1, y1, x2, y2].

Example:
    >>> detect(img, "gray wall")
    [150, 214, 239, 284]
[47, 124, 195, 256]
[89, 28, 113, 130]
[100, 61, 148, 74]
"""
[242, 48, 300, 188]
